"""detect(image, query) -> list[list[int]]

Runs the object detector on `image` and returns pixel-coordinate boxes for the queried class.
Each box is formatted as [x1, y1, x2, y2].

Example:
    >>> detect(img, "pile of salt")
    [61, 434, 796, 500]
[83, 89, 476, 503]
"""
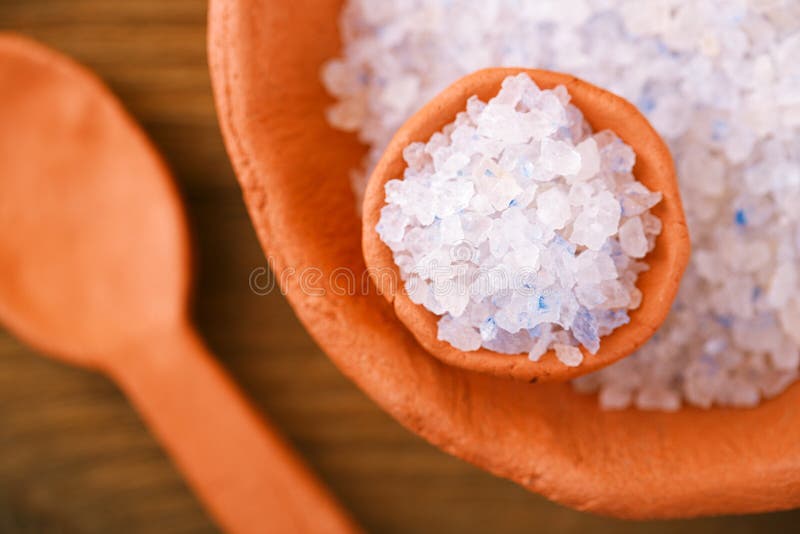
[322, 0, 800, 411]
[376, 74, 662, 366]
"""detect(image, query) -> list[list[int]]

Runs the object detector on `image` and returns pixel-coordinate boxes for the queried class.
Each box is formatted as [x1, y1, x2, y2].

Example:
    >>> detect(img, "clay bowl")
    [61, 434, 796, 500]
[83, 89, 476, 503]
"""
[209, 0, 800, 519]
[362, 67, 690, 383]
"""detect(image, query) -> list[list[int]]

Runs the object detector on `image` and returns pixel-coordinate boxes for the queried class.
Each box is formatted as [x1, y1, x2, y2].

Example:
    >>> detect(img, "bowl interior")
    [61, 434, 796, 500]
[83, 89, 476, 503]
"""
[209, 0, 800, 518]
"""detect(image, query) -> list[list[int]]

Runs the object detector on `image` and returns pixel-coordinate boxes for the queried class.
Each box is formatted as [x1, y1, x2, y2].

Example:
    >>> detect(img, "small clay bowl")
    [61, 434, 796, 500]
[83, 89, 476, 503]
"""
[362, 68, 690, 383]
[209, 0, 800, 519]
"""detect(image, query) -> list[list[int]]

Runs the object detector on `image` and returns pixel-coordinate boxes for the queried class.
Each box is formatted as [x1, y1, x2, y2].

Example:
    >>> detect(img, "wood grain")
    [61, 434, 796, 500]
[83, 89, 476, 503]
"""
[0, 0, 797, 532]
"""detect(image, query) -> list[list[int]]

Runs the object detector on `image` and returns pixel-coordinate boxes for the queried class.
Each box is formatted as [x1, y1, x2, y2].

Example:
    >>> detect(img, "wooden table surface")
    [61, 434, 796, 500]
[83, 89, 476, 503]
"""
[0, 1, 797, 532]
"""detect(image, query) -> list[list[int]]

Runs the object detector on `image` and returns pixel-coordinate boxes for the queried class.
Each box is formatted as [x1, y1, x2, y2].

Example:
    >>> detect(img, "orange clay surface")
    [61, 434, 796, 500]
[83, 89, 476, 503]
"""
[0, 34, 358, 534]
[208, 0, 800, 519]
[362, 68, 691, 383]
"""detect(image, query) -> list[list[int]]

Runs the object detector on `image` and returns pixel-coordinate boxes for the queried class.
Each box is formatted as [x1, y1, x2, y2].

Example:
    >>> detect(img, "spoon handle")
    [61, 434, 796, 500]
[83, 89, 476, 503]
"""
[108, 320, 360, 534]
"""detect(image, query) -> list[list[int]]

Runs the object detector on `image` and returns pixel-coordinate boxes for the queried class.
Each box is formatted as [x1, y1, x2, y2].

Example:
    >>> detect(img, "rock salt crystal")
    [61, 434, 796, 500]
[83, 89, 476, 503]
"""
[618, 217, 649, 259]
[322, 0, 800, 411]
[554, 344, 584, 367]
[375, 75, 661, 365]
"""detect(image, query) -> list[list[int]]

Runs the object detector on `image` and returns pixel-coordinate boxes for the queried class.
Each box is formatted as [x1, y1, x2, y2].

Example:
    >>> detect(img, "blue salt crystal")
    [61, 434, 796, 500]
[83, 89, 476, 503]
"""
[520, 160, 533, 178]
[752, 286, 762, 301]
[553, 234, 577, 254]
[528, 324, 543, 338]
[537, 295, 548, 311]
[638, 96, 656, 113]
[734, 209, 747, 226]
[699, 353, 719, 374]
[598, 310, 631, 332]
[712, 119, 729, 141]
[480, 316, 498, 341]
[714, 314, 734, 328]
[573, 307, 600, 353]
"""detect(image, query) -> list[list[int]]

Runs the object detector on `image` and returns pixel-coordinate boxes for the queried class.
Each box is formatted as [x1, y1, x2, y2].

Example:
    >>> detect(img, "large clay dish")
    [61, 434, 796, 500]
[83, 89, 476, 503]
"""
[208, 0, 800, 518]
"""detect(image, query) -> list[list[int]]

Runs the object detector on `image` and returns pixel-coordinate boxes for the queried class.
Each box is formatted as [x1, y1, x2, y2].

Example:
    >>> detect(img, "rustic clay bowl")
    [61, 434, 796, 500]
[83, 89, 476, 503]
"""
[208, 0, 800, 518]
[362, 67, 690, 383]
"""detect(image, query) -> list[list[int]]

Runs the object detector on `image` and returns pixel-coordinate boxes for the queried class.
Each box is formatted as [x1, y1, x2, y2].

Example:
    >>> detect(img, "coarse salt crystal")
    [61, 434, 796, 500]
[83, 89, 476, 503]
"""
[618, 217, 649, 258]
[554, 343, 583, 367]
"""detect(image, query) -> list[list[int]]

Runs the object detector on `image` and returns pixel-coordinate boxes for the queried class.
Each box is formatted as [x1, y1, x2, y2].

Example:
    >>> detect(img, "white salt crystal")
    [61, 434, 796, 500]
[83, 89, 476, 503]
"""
[479, 317, 498, 342]
[497, 73, 539, 106]
[568, 182, 593, 206]
[528, 325, 553, 361]
[320, 59, 358, 98]
[761, 370, 799, 399]
[478, 103, 550, 144]
[621, 182, 663, 216]
[618, 217, 649, 258]
[466, 96, 486, 122]
[779, 300, 800, 346]
[767, 263, 797, 307]
[536, 187, 571, 230]
[627, 287, 643, 309]
[406, 276, 429, 305]
[641, 212, 662, 236]
[440, 214, 464, 243]
[598, 385, 633, 410]
[769, 345, 800, 372]
[554, 343, 583, 367]
[487, 220, 511, 258]
[485, 174, 523, 211]
[507, 245, 541, 272]
[437, 315, 482, 351]
[597, 280, 632, 309]
[576, 250, 617, 282]
[540, 138, 582, 177]
[402, 143, 428, 172]
[439, 153, 471, 175]
[438, 287, 471, 318]
[719, 380, 761, 408]
[380, 76, 420, 114]
[571, 138, 600, 181]
[325, 98, 365, 131]
[375, 204, 409, 243]
[413, 249, 451, 279]
[460, 212, 492, 244]
[571, 192, 622, 251]
[635, 388, 681, 412]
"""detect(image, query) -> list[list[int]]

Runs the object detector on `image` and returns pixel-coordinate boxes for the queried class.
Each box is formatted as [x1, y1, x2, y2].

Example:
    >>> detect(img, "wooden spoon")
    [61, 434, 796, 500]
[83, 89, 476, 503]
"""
[0, 34, 359, 534]
[362, 68, 690, 383]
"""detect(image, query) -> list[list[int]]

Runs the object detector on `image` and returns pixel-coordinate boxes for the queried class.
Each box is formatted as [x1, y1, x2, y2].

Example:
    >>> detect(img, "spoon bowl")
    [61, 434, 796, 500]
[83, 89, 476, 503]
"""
[0, 37, 189, 364]
[0, 34, 358, 534]
[362, 67, 690, 383]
